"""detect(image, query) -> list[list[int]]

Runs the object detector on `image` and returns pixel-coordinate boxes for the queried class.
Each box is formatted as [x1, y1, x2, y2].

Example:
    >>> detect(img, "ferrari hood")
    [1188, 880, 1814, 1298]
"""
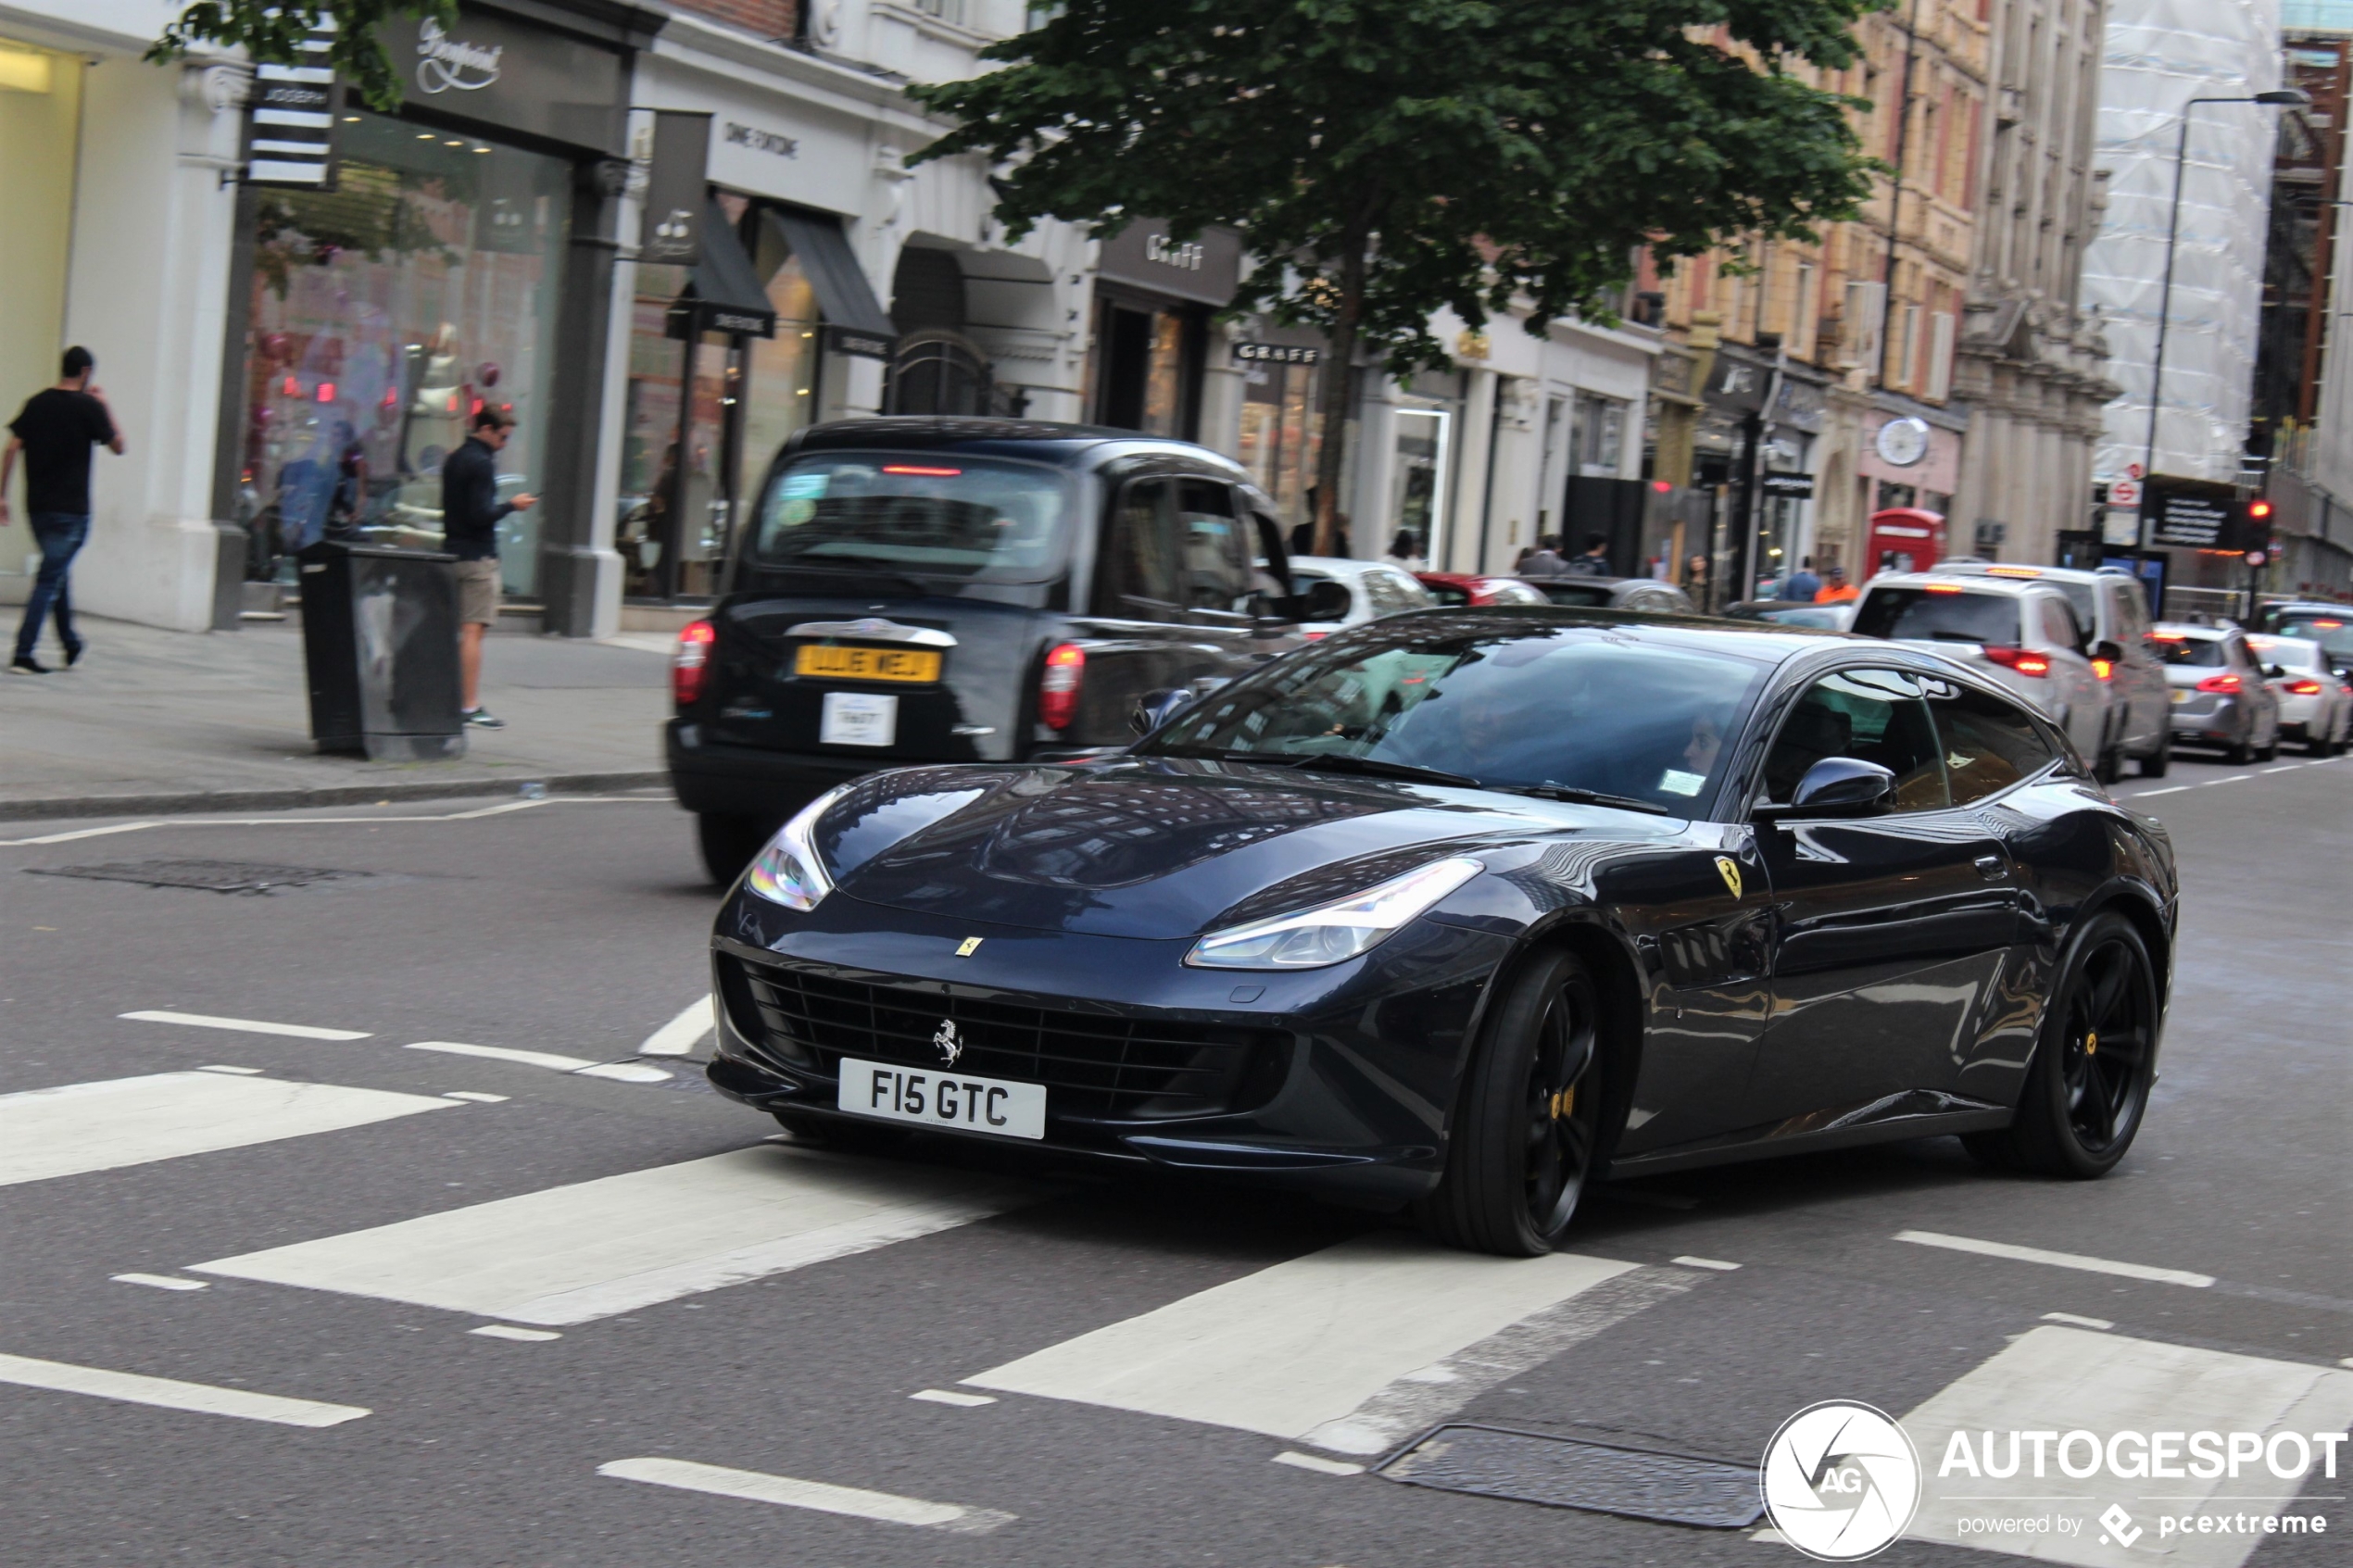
[814, 758, 1668, 939]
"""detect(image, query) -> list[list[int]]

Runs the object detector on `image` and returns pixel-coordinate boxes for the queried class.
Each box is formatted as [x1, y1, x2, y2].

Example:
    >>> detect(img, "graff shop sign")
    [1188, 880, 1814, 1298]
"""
[379, 8, 629, 156]
[415, 17, 502, 93]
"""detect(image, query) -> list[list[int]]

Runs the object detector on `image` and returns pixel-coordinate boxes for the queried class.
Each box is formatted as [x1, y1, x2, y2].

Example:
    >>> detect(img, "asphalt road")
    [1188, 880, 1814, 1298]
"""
[0, 748, 2346, 1568]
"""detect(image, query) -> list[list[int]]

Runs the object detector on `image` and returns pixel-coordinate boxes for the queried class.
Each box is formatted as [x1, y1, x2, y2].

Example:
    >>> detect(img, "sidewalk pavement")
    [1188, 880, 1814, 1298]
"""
[0, 617, 675, 820]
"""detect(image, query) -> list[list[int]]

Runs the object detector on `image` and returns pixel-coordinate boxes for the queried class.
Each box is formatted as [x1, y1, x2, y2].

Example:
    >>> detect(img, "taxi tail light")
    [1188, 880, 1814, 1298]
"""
[673, 620, 717, 709]
[1038, 643, 1085, 730]
[2091, 659, 2114, 681]
[2195, 673, 2243, 695]
[2285, 678, 2325, 696]
[1982, 645, 2050, 677]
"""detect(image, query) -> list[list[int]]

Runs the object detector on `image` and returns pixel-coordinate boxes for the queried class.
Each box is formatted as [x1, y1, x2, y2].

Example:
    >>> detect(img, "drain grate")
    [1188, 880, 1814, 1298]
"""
[26, 859, 366, 896]
[1377, 1424, 1762, 1528]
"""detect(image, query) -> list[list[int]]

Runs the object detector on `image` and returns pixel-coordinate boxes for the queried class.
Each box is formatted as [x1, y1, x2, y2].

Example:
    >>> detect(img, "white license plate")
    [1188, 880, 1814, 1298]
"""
[835, 1056, 1046, 1140]
[820, 691, 898, 746]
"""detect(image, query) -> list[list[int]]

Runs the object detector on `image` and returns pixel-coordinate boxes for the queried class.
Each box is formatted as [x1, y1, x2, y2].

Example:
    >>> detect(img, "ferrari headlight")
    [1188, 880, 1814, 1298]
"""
[1185, 857, 1484, 970]
[745, 786, 850, 911]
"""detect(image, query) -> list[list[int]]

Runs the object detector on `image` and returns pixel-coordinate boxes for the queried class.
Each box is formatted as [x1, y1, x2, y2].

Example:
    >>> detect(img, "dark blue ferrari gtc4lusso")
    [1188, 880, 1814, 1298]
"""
[705, 608, 2177, 1256]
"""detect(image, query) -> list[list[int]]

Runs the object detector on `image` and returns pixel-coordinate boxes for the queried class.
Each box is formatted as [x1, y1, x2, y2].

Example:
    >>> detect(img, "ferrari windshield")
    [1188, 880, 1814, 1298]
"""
[749, 455, 1071, 581]
[1141, 618, 1772, 809]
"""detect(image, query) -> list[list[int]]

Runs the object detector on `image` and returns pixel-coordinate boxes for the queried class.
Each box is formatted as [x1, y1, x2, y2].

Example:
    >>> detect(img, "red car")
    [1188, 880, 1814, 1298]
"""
[1415, 571, 1553, 607]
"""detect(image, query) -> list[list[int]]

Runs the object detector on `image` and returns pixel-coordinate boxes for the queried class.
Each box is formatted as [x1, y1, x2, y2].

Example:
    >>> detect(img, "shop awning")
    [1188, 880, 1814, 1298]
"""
[671, 202, 776, 340]
[765, 209, 899, 360]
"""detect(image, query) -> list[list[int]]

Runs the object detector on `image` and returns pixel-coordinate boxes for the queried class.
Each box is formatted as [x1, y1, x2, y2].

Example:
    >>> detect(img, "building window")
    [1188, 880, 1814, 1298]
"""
[1571, 392, 1627, 476]
[1237, 353, 1324, 527]
[233, 110, 569, 596]
[1927, 310, 1956, 401]
[1897, 303, 1921, 390]
[1794, 263, 1818, 358]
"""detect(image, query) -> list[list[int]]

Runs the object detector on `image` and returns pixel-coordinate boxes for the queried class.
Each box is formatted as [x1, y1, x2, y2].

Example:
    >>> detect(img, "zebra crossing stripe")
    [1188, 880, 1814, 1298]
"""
[190, 1144, 1042, 1325]
[0, 1073, 452, 1187]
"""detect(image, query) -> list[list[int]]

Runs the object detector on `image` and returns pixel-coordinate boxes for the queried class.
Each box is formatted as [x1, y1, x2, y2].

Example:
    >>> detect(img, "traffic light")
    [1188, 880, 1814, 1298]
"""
[2238, 497, 2274, 556]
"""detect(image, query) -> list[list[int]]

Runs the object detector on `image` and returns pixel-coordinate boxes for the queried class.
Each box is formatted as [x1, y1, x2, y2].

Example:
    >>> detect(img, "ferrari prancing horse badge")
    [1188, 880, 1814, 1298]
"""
[1713, 857, 1743, 898]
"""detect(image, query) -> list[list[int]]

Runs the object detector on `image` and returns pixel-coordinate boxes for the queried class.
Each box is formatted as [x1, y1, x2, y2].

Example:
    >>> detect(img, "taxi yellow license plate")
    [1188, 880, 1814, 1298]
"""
[794, 645, 941, 684]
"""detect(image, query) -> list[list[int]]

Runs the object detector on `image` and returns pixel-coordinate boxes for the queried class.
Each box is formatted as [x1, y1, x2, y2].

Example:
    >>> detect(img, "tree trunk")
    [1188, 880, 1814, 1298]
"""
[1310, 236, 1368, 558]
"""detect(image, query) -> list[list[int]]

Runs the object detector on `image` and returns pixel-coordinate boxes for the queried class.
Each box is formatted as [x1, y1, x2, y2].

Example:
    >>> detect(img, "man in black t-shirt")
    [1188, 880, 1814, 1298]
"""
[4, 347, 124, 674]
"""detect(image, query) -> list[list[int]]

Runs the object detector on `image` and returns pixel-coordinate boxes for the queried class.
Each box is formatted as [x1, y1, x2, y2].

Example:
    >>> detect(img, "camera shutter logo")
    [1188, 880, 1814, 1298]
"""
[1760, 1400, 1921, 1561]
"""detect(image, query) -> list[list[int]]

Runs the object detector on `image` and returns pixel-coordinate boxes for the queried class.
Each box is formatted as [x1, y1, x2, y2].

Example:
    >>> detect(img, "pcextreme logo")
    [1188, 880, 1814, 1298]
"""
[1761, 1401, 1923, 1561]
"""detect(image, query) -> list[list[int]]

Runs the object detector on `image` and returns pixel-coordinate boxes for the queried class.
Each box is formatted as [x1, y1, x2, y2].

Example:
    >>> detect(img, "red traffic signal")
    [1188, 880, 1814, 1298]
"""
[2247, 499, 2273, 522]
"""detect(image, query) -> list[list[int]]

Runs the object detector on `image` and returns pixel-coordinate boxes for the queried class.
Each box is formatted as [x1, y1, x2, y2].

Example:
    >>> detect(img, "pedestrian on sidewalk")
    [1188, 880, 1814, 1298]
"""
[3, 347, 123, 675]
[440, 407, 535, 729]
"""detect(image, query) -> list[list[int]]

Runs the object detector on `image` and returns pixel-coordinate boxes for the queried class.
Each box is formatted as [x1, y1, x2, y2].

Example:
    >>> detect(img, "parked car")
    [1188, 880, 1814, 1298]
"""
[1516, 575, 1696, 613]
[2245, 634, 2350, 756]
[1849, 572, 2121, 775]
[1929, 561, 2171, 776]
[1414, 571, 1553, 608]
[2254, 601, 2353, 674]
[1722, 598, 1854, 632]
[706, 608, 2177, 1254]
[665, 419, 1339, 883]
[2147, 622, 2283, 763]
[1289, 556, 1437, 635]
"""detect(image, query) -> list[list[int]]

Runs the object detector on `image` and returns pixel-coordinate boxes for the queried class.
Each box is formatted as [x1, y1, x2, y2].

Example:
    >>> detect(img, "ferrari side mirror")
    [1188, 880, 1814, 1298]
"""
[1757, 757, 1897, 823]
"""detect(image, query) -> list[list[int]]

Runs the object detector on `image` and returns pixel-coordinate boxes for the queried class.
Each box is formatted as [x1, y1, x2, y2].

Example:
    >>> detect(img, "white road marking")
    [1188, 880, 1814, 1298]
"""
[2131, 784, 2192, 797]
[122, 1010, 371, 1041]
[0, 1073, 451, 1187]
[637, 997, 714, 1057]
[196, 1065, 264, 1075]
[2040, 1311, 2114, 1330]
[2263, 765, 2300, 774]
[1672, 1255, 1742, 1271]
[441, 1091, 509, 1103]
[574, 1061, 672, 1084]
[597, 1457, 1013, 1533]
[1894, 1229, 2215, 1287]
[407, 1040, 598, 1072]
[1272, 1450, 1365, 1476]
[470, 1324, 561, 1343]
[1904, 1327, 2353, 1568]
[910, 1388, 996, 1407]
[191, 1144, 1041, 1325]
[0, 796, 667, 850]
[2215, 773, 2256, 784]
[0, 1351, 368, 1427]
[112, 1273, 208, 1292]
[963, 1231, 1640, 1449]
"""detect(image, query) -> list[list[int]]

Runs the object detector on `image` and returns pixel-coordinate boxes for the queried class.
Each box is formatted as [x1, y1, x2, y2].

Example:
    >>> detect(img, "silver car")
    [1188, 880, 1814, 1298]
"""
[1850, 572, 2116, 772]
[1931, 561, 2171, 776]
[2246, 634, 2351, 756]
[1287, 556, 1438, 636]
[2148, 623, 2283, 763]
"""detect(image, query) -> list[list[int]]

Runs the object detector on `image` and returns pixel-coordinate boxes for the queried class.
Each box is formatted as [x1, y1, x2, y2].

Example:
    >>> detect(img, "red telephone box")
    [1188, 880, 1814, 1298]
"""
[1867, 508, 1946, 575]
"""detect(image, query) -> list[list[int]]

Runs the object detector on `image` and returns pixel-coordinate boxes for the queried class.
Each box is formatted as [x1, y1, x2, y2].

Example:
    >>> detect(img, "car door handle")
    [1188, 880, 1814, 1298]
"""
[1974, 854, 2007, 880]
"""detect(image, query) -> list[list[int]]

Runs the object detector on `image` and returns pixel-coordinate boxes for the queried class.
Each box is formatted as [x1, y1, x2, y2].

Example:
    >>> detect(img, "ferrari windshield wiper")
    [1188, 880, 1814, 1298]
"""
[1489, 784, 1673, 815]
[1170, 749, 1480, 789]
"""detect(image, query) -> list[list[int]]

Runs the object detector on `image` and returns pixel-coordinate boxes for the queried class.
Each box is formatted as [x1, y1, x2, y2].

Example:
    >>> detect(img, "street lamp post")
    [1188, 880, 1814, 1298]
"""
[2139, 89, 2310, 544]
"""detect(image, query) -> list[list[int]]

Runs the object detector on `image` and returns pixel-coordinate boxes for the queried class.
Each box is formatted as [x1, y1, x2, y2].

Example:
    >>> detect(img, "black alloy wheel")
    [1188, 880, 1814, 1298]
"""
[2140, 728, 2171, 778]
[1967, 911, 2158, 1177]
[1420, 948, 1606, 1256]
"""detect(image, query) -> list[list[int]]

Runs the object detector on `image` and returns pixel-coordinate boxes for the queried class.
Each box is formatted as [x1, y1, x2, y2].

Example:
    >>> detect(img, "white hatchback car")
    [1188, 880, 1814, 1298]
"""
[1287, 556, 1437, 636]
[1850, 572, 2116, 771]
[2246, 634, 2351, 756]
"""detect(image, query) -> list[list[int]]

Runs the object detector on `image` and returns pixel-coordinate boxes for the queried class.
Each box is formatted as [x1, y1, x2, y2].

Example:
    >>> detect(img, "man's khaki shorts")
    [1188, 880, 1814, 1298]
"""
[454, 558, 501, 626]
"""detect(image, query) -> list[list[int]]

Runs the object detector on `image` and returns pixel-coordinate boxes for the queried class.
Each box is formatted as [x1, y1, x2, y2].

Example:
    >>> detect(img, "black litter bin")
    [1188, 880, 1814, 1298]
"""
[296, 541, 466, 760]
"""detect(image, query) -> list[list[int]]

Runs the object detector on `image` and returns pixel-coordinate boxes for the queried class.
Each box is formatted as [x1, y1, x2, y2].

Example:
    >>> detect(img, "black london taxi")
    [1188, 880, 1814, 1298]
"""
[667, 418, 1334, 881]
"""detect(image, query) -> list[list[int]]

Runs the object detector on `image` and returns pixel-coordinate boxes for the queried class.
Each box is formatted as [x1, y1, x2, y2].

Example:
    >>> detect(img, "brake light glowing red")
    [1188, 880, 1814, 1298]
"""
[881, 464, 963, 476]
[1982, 646, 2050, 677]
[1038, 643, 1085, 730]
[2195, 673, 2243, 695]
[673, 620, 716, 708]
[2286, 678, 2325, 695]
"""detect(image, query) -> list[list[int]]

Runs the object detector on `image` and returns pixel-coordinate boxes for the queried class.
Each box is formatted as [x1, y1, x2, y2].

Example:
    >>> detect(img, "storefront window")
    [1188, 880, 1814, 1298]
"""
[739, 248, 822, 506]
[617, 264, 686, 598]
[1237, 358, 1324, 526]
[1390, 408, 1452, 562]
[0, 39, 80, 438]
[234, 111, 569, 596]
[1095, 299, 1197, 436]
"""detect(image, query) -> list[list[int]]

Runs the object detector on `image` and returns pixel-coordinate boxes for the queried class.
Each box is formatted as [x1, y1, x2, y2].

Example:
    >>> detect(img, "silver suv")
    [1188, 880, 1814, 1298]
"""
[1928, 562, 2171, 777]
[1850, 572, 2123, 775]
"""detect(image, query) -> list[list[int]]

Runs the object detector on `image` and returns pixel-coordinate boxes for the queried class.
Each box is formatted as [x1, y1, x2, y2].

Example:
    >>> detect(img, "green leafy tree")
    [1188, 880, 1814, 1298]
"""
[148, 2, 456, 112]
[912, 0, 1882, 552]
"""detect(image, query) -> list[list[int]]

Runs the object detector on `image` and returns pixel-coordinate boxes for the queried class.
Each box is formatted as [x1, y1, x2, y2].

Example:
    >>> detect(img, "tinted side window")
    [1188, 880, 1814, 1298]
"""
[1763, 668, 1949, 810]
[1853, 587, 2022, 645]
[1101, 479, 1181, 620]
[2040, 597, 2085, 650]
[1176, 480, 1252, 614]
[1931, 682, 2060, 803]
[2107, 583, 2147, 641]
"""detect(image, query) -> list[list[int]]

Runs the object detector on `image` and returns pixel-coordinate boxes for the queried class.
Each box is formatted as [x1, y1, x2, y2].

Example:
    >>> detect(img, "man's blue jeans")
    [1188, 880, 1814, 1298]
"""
[14, 511, 88, 662]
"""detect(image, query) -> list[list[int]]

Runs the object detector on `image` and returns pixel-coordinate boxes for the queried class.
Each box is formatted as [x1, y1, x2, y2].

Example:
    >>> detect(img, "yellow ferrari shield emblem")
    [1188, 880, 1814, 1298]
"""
[1713, 857, 1743, 898]
[955, 936, 983, 957]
